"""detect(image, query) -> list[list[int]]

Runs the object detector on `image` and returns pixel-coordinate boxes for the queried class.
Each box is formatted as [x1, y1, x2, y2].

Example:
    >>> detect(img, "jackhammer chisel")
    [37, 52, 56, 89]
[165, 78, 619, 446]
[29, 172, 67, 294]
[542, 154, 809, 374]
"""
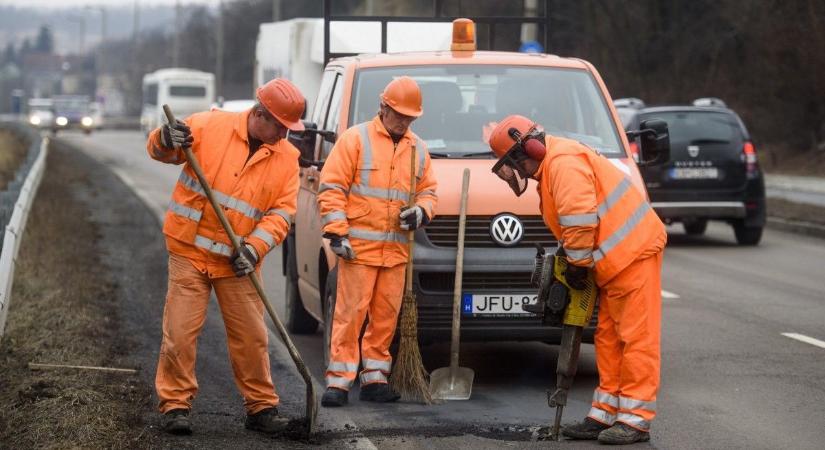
[525, 245, 597, 440]
[161, 105, 318, 435]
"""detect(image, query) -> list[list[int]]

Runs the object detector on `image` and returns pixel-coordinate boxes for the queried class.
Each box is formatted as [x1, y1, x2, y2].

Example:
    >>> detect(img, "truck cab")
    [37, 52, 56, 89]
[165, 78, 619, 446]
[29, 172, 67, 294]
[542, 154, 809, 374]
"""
[283, 18, 660, 353]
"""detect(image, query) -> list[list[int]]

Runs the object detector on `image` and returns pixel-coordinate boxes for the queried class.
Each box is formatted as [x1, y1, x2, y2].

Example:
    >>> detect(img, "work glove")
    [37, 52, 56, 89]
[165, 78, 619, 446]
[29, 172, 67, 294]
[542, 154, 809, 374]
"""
[160, 119, 193, 150]
[325, 233, 355, 261]
[230, 243, 259, 277]
[399, 205, 428, 231]
[564, 263, 589, 290]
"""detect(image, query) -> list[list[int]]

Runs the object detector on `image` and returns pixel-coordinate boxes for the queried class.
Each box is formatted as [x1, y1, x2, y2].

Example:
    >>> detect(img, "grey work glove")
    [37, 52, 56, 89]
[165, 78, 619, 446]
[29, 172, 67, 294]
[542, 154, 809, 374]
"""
[230, 243, 259, 277]
[160, 119, 193, 149]
[399, 205, 428, 231]
[326, 233, 356, 260]
[564, 263, 589, 290]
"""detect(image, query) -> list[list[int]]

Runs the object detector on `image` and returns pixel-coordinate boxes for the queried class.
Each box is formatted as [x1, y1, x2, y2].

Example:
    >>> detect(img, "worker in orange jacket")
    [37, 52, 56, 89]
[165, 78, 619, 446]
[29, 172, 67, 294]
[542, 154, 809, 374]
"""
[146, 78, 305, 435]
[489, 115, 666, 445]
[317, 76, 438, 407]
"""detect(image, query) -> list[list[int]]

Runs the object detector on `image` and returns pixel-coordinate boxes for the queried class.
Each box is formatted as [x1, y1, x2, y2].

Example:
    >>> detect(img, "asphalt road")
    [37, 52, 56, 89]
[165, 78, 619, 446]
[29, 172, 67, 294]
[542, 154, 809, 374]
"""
[60, 130, 825, 449]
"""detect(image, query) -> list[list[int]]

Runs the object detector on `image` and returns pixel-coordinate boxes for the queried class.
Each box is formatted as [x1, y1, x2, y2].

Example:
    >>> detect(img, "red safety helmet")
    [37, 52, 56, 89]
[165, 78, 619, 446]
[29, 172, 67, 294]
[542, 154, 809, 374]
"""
[381, 76, 423, 117]
[489, 115, 546, 196]
[256, 78, 306, 131]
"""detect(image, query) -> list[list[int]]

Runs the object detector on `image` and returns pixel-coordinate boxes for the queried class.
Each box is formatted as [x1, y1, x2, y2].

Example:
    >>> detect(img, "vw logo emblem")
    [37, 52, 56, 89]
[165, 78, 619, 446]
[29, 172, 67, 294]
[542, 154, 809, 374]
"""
[687, 145, 700, 158]
[490, 214, 524, 247]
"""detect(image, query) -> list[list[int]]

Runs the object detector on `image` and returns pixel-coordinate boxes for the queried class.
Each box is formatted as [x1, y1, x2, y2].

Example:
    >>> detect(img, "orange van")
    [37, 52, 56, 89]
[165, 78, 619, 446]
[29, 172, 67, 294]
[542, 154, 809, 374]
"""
[283, 18, 660, 356]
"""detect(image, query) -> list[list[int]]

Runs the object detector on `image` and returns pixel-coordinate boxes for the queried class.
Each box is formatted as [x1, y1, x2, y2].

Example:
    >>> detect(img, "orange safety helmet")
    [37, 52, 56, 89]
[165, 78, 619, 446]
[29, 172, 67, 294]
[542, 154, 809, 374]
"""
[380, 76, 423, 117]
[256, 78, 306, 131]
[489, 115, 546, 196]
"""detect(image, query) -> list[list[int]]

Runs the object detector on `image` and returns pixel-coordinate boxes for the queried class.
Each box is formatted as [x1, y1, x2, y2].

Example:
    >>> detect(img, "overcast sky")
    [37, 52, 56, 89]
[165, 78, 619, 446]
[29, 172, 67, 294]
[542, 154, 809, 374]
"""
[3, 0, 222, 8]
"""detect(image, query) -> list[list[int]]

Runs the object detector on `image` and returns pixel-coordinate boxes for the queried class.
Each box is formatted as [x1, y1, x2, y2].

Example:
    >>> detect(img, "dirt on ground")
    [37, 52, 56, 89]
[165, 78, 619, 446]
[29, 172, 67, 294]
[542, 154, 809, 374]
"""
[0, 141, 153, 448]
[0, 129, 28, 190]
[767, 197, 825, 227]
[760, 146, 825, 177]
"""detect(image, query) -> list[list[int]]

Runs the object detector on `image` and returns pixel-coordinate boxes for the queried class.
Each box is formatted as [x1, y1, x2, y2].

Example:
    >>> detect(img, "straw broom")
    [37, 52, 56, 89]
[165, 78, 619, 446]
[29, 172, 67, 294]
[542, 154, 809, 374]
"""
[390, 143, 432, 404]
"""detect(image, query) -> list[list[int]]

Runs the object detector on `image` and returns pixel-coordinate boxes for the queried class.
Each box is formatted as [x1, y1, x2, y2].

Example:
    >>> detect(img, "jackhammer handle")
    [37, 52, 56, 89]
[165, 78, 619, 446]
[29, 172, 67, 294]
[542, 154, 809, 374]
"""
[161, 104, 318, 432]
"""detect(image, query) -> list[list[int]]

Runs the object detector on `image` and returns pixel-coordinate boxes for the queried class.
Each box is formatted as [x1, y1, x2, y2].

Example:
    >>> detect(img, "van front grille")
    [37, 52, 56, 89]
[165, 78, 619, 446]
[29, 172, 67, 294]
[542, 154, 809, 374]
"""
[425, 215, 556, 248]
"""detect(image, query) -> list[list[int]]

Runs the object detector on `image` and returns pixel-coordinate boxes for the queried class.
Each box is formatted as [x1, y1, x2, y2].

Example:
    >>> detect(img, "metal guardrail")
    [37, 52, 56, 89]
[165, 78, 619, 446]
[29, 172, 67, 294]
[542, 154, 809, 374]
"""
[0, 122, 49, 337]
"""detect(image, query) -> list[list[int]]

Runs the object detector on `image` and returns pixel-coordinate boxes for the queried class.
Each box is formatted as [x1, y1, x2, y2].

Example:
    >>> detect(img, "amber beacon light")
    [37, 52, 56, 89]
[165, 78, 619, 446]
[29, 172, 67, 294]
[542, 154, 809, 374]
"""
[451, 18, 477, 51]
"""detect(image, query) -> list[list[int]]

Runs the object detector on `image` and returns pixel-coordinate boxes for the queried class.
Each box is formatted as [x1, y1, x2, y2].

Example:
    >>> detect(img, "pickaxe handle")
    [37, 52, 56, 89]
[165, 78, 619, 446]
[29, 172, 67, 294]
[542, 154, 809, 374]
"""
[162, 105, 317, 433]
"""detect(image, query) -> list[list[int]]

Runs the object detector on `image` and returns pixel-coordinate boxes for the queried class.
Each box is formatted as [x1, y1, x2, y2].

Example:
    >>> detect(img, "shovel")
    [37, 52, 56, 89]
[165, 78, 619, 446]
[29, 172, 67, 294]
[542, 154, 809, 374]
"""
[429, 168, 474, 400]
[161, 105, 317, 435]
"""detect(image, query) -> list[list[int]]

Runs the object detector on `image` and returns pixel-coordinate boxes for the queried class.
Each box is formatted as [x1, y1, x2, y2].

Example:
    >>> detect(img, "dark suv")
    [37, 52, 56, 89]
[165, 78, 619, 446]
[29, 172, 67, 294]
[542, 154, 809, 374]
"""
[616, 98, 765, 245]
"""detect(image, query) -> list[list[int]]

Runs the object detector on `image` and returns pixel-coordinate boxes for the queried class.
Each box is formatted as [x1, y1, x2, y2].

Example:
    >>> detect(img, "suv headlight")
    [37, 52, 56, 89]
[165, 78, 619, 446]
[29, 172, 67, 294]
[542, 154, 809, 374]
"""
[81, 116, 93, 127]
[30, 115, 41, 125]
[56, 116, 68, 126]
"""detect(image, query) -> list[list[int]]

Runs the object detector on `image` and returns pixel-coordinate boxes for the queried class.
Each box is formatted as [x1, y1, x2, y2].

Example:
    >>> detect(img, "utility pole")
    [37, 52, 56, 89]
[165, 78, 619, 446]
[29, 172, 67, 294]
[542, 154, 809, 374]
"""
[173, 0, 181, 67]
[86, 6, 107, 74]
[216, 0, 224, 101]
[272, 0, 281, 22]
[132, 0, 140, 47]
[68, 15, 86, 55]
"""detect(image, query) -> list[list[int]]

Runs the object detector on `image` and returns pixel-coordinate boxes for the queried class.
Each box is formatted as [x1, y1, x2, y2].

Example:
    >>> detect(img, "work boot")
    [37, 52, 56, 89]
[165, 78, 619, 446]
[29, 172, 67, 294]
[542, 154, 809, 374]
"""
[321, 387, 349, 407]
[245, 407, 289, 434]
[359, 383, 400, 403]
[162, 408, 192, 435]
[598, 422, 650, 445]
[561, 417, 610, 440]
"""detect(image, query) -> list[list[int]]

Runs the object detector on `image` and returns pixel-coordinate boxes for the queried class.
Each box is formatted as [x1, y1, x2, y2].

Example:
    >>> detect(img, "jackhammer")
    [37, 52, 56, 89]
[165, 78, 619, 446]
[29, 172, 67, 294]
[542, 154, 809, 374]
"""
[524, 244, 598, 440]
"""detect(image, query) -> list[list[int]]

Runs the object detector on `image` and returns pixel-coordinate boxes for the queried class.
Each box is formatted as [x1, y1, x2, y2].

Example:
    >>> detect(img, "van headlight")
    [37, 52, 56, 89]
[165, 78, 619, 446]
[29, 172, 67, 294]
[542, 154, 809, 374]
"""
[30, 115, 41, 125]
[81, 116, 94, 127]
[56, 116, 68, 126]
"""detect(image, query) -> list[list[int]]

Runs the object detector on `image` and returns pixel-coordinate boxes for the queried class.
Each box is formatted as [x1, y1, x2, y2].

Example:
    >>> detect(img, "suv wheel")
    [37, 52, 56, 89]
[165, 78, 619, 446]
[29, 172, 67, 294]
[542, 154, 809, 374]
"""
[683, 218, 708, 236]
[733, 221, 763, 246]
[323, 266, 338, 367]
[285, 245, 318, 334]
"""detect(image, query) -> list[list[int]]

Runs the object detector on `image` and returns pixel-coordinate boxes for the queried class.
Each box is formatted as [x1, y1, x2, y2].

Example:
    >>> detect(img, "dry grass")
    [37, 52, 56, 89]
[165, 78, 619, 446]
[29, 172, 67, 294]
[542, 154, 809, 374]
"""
[0, 142, 152, 449]
[767, 198, 825, 226]
[0, 129, 28, 191]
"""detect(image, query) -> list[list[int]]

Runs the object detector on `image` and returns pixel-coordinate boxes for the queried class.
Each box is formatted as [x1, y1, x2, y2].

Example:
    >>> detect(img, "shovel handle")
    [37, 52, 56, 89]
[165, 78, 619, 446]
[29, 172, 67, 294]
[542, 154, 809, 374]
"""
[161, 105, 317, 432]
[450, 169, 471, 372]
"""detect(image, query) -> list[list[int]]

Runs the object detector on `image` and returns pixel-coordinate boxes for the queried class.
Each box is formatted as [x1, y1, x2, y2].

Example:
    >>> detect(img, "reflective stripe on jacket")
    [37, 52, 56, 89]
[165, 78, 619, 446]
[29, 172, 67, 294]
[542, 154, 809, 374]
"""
[536, 136, 666, 286]
[146, 109, 299, 278]
[318, 116, 438, 267]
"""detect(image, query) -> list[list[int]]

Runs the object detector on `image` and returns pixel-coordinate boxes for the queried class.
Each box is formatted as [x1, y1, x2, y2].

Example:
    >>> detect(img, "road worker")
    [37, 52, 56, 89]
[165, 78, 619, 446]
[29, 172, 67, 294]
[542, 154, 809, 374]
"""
[317, 76, 438, 407]
[146, 78, 305, 435]
[488, 115, 666, 445]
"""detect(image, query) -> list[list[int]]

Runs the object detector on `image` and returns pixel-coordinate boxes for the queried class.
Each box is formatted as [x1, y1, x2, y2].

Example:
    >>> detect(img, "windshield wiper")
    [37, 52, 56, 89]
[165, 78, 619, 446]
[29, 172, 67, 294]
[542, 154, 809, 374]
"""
[428, 151, 493, 159]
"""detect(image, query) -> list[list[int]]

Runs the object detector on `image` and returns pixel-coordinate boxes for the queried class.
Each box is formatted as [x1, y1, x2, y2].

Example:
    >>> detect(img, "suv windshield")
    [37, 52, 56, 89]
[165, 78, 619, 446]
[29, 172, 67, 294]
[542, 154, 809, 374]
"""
[640, 110, 742, 145]
[351, 65, 624, 157]
[53, 97, 90, 115]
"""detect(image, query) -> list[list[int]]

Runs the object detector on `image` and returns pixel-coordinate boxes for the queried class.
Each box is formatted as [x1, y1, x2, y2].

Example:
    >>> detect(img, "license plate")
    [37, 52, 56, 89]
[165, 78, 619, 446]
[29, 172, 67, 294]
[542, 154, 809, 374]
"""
[462, 293, 539, 317]
[669, 167, 718, 179]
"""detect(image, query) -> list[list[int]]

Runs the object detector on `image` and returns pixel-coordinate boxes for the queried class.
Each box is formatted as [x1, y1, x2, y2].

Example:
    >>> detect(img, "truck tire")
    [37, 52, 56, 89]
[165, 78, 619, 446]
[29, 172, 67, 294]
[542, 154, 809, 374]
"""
[683, 218, 707, 235]
[322, 266, 338, 367]
[284, 243, 318, 334]
[733, 221, 763, 246]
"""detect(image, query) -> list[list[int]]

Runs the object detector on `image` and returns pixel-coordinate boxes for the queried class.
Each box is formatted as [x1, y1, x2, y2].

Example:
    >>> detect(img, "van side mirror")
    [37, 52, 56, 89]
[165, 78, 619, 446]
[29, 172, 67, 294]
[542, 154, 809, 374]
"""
[288, 120, 318, 162]
[627, 119, 670, 166]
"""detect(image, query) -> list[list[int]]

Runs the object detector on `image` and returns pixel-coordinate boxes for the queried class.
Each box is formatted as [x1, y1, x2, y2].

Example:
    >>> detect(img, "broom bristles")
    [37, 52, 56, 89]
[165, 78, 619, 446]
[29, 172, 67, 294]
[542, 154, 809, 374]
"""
[390, 292, 432, 404]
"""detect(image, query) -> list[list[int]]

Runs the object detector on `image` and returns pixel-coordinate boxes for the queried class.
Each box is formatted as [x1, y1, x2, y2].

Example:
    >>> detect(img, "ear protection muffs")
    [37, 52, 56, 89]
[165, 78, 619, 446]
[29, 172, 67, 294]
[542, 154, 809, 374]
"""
[508, 127, 547, 161]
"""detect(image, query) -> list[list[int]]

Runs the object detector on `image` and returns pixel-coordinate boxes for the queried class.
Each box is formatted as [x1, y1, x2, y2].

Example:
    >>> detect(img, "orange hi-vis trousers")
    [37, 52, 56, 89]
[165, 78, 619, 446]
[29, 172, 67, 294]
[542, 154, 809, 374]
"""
[325, 259, 406, 391]
[588, 249, 663, 431]
[155, 254, 278, 414]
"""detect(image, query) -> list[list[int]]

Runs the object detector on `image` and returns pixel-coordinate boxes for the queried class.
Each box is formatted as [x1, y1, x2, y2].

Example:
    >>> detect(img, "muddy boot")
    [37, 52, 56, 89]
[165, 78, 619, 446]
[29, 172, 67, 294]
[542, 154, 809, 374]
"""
[162, 409, 192, 435]
[561, 417, 610, 440]
[359, 383, 400, 403]
[245, 407, 289, 434]
[321, 387, 349, 407]
[598, 422, 650, 445]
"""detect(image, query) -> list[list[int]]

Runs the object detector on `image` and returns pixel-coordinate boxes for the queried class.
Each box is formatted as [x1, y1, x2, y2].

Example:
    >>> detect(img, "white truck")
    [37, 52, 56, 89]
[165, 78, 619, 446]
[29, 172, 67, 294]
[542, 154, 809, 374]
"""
[254, 18, 453, 119]
[141, 68, 215, 134]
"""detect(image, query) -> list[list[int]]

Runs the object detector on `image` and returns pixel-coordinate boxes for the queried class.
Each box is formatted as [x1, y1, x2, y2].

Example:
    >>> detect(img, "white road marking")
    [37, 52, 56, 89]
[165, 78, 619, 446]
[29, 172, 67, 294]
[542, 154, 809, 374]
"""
[781, 333, 825, 349]
[661, 290, 680, 299]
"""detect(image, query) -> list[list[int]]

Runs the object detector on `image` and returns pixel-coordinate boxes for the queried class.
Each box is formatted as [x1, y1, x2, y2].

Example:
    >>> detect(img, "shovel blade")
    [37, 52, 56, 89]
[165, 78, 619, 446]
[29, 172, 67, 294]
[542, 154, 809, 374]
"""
[429, 366, 474, 400]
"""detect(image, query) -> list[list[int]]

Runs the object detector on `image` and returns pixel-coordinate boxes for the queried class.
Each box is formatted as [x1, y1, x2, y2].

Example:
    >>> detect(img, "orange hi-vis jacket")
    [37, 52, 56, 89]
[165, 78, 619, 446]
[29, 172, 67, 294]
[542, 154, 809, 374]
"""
[318, 116, 438, 267]
[536, 136, 666, 286]
[147, 109, 299, 278]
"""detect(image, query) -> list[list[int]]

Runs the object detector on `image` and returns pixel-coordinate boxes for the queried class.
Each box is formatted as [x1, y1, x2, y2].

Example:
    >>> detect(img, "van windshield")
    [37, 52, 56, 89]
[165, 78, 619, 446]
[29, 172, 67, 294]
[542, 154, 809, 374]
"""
[350, 65, 624, 157]
[169, 85, 207, 97]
